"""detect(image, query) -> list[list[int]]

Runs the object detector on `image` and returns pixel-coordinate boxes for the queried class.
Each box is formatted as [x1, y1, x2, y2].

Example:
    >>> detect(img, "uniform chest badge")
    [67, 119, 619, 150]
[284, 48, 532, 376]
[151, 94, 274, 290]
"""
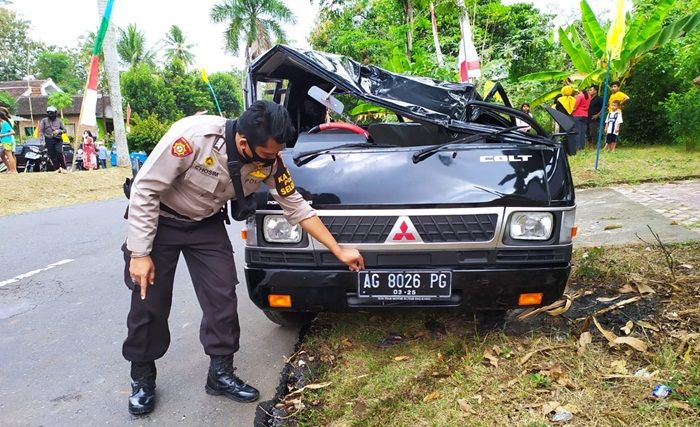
[171, 137, 193, 157]
[248, 166, 268, 179]
[204, 156, 215, 167]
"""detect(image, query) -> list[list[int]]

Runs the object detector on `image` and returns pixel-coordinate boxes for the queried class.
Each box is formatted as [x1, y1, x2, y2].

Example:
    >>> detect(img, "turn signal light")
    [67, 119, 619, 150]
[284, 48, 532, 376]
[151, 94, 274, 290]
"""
[268, 294, 292, 308]
[518, 292, 543, 306]
[241, 230, 248, 241]
[571, 226, 578, 238]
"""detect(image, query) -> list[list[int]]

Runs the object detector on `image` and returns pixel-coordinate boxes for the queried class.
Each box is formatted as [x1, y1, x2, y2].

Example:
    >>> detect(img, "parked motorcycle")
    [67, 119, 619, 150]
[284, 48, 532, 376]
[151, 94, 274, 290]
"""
[24, 145, 50, 173]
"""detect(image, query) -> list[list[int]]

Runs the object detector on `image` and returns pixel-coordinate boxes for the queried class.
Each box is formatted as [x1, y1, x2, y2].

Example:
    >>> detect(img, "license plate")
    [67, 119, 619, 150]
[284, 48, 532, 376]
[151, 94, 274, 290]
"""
[358, 271, 452, 300]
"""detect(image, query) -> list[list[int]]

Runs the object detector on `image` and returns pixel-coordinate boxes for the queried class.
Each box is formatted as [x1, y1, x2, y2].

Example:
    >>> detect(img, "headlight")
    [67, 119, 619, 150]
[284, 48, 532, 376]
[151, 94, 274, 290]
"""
[510, 212, 554, 240]
[263, 215, 302, 243]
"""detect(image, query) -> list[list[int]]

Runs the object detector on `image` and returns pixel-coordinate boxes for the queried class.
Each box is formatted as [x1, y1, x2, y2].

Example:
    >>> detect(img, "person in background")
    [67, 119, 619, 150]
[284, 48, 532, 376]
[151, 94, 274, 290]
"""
[604, 100, 623, 152]
[572, 86, 591, 150]
[608, 81, 630, 111]
[39, 106, 68, 173]
[554, 85, 576, 116]
[0, 108, 17, 173]
[97, 141, 108, 169]
[587, 86, 603, 146]
[515, 103, 533, 133]
[82, 130, 97, 170]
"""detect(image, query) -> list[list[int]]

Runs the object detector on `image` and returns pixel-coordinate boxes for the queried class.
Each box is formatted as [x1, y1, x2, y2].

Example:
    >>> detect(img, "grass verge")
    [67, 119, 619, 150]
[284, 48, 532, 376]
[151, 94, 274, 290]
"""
[569, 144, 700, 188]
[0, 167, 131, 216]
[269, 242, 700, 426]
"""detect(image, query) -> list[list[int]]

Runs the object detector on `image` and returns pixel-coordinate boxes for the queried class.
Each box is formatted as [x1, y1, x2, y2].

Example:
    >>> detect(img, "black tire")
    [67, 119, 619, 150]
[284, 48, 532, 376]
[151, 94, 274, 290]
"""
[24, 161, 33, 173]
[262, 310, 318, 327]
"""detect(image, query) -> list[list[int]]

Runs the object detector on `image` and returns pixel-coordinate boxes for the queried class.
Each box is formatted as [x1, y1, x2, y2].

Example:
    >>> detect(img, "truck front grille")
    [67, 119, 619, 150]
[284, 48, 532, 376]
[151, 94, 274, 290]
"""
[410, 214, 498, 243]
[320, 216, 398, 243]
[320, 214, 498, 243]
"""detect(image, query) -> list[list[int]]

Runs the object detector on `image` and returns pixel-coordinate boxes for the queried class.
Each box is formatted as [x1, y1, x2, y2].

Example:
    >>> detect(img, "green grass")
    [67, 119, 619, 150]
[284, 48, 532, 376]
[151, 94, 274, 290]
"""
[281, 243, 700, 426]
[569, 144, 700, 188]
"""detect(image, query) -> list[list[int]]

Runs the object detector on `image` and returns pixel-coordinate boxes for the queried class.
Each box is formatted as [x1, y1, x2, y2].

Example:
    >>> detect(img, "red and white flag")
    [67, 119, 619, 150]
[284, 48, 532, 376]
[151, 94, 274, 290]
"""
[458, 10, 481, 82]
[79, 0, 115, 127]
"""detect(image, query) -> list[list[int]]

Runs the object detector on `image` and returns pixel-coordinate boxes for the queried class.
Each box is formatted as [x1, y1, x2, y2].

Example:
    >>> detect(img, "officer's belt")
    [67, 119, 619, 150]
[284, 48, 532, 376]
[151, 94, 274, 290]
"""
[160, 203, 224, 224]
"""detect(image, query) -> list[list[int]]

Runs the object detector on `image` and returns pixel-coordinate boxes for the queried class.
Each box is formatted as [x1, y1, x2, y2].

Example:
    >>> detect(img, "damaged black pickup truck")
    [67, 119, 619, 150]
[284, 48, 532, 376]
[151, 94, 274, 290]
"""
[242, 45, 577, 326]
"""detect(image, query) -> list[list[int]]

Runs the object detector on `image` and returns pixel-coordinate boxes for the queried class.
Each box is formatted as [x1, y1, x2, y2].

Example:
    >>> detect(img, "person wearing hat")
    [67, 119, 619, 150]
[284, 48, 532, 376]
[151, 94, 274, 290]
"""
[39, 106, 68, 172]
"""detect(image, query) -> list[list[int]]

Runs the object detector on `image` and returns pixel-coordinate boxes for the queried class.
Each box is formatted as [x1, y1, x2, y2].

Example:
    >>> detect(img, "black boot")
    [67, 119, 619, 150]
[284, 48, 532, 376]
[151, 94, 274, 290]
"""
[205, 355, 259, 403]
[128, 361, 156, 415]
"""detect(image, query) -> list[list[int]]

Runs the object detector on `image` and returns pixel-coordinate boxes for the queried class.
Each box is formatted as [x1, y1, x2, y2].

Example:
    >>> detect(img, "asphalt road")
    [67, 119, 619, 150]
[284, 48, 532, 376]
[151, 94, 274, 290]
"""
[0, 199, 299, 427]
[2, 185, 698, 426]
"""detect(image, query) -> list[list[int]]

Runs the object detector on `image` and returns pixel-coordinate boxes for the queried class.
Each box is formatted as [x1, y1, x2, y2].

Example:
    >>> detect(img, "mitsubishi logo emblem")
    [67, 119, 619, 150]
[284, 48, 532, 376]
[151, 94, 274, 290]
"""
[393, 221, 415, 241]
[386, 216, 423, 243]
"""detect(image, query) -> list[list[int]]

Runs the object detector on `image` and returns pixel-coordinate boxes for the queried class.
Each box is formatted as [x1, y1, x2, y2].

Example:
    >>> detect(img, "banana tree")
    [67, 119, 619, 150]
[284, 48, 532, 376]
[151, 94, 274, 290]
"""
[521, 0, 700, 106]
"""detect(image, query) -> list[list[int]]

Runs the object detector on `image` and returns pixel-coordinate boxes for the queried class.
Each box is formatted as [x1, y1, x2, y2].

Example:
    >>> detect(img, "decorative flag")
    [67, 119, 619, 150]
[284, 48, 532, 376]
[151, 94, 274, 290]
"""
[606, 0, 626, 60]
[33, 121, 39, 138]
[125, 103, 132, 133]
[79, 0, 115, 127]
[458, 8, 481, 82]
[201, 68, 223, 116]
[430, 2, 444, 67]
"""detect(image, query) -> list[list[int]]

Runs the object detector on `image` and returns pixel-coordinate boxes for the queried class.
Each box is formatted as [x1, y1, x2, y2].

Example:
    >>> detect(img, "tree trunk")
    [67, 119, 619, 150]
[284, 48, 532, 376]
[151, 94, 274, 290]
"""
[98, 0, 129, 167]
[403, 0, 414, 62]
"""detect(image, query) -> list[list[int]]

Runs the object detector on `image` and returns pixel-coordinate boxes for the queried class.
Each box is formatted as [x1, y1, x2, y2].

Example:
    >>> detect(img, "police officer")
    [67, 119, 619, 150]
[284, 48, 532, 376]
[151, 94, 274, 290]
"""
[123, 101, 364, 415]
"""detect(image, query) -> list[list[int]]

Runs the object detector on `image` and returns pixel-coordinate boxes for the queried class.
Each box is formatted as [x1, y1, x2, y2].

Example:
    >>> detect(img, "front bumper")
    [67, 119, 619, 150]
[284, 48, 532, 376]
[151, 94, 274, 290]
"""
[245, 252, 571, 312]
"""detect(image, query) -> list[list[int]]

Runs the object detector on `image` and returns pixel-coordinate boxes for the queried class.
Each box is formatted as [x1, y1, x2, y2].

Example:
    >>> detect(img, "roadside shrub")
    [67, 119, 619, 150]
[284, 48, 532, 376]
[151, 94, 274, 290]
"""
[662, 86, 700, 152]
[127, 113, 171, 153]
[575, 246, 606, 280]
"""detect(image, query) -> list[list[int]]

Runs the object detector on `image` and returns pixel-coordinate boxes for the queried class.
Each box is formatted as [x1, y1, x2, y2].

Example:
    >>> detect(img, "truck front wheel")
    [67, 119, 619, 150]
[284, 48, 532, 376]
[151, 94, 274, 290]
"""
[262, 310, 318, 327]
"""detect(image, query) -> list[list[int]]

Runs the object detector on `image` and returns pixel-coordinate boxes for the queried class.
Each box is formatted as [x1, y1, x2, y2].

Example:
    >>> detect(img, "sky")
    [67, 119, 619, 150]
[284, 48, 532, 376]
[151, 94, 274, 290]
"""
[8, 0, 629, 73]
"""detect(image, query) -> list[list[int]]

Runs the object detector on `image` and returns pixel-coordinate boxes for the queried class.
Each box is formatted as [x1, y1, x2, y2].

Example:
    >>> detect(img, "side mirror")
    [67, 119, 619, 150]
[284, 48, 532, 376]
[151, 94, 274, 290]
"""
[308, 86, 344, 115]
[544, 105, 577, 155]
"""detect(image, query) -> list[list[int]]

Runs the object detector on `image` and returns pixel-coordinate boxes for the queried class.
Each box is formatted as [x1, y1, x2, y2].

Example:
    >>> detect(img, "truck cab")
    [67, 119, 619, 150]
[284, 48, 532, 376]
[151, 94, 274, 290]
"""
[242, 45, 576, 326]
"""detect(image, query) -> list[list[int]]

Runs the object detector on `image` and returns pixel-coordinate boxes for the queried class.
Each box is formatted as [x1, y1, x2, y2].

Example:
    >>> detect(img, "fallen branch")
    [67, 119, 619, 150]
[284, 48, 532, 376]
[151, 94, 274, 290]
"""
[577, 296, 642, 321]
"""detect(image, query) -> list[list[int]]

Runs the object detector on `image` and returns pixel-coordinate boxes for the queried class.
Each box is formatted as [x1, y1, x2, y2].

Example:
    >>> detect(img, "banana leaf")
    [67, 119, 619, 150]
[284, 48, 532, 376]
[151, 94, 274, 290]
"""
[558, 27, 594, 73]
[580, 0, 606, 58]
[530, 87, 563, 108]
[636, 0, 676, 46]
[518, 70, 570, 82]
[630, 10, 700, 60]
[349, 102, 391, 116]
[577, 68, 607, 90]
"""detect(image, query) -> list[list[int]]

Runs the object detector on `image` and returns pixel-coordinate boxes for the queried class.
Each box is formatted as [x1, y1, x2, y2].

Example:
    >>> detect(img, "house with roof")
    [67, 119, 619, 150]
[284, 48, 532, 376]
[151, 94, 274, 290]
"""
[0, 78, 114, 142]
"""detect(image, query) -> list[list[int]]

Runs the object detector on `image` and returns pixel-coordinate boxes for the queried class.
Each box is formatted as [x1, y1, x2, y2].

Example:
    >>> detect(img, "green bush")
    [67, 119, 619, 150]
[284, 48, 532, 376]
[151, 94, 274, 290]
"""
[663, 86, 700, 152]
[127, 113, 171, 153]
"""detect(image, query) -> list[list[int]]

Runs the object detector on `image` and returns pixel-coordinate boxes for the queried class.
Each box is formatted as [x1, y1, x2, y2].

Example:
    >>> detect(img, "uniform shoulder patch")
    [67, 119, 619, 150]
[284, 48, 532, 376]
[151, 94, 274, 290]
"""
[274, 156, 296, 197]
[171, 137, 193, 157]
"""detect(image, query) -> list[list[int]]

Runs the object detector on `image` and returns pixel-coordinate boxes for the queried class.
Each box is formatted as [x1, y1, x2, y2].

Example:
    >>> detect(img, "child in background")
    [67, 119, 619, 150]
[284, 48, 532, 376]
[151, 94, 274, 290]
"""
[97, 141, 108, 169]
[604, 100, 623, 152]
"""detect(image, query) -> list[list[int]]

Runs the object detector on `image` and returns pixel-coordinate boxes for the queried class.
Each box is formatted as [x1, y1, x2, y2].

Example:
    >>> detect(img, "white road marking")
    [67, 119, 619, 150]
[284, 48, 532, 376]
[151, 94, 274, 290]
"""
[0, 259, 75, 288]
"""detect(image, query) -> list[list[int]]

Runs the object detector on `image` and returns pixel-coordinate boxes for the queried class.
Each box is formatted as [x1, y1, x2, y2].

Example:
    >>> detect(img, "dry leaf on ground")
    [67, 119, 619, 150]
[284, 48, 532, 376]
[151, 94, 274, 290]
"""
[593, 316, 619, 344]
[394, 355, 410, 361]
[457, 399, 476, 414]
[636, 320, 660, 332]
[610, 360, 628, 374]
[483, 348, 499, 367]
[423, 391, 440, 402]
[613, 336, 648, 352]
[597, 296, 621, 302]
[618, 284, 636, 294]
[541, 401, 560, 415]
[636, 282, 656, 295]
[621, 321, 634, 335]
[578, 331, 592, 355]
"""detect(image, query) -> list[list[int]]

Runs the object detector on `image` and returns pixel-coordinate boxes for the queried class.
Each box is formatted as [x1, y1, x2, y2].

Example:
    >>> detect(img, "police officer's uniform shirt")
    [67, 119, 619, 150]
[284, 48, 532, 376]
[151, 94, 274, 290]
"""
[127, 115, 316, 257]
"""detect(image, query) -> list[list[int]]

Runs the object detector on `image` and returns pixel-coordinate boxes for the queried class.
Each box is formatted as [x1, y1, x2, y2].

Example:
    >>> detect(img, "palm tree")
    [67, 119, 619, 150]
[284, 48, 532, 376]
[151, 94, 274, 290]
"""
[210, 0, 296, 65]
[164, 25, 195, 67]
[116, 24, 158, 69]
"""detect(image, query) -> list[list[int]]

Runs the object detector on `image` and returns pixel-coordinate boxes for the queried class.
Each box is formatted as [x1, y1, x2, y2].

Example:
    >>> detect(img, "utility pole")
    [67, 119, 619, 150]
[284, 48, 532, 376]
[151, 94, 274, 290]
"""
[98, 0, 129, 166]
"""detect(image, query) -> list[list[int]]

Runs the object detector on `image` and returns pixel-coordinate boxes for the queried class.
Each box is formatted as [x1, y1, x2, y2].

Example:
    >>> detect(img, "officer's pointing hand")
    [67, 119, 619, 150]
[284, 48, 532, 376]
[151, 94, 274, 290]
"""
[337, 248, 365, 271]
[130, 256, 156, 300]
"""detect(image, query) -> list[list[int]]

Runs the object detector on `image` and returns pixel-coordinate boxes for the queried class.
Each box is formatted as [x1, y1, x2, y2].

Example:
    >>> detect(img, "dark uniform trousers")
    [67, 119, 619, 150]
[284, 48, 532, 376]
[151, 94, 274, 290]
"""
[121, 213, 240, 362]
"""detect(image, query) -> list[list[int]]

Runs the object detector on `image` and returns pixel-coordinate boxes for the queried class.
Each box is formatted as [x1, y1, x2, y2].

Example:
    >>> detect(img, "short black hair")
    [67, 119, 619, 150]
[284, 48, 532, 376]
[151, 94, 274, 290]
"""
[520, 102, 530, 109]
[611, 81, 621, 87]
[237, 100, 295, 148]
[84, 130, 94, 138]
[589, 85, 598, 91]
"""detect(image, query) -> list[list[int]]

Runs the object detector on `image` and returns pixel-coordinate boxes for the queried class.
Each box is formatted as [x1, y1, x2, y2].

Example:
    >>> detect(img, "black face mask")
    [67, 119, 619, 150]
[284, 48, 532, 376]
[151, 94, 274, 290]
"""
[47, 113, 57, 119]
[241, 144, 276, 167]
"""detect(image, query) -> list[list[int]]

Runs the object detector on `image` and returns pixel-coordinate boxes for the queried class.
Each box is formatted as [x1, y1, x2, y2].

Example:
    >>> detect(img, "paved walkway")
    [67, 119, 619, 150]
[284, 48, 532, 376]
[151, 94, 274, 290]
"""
[575, 179, 700, 247]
